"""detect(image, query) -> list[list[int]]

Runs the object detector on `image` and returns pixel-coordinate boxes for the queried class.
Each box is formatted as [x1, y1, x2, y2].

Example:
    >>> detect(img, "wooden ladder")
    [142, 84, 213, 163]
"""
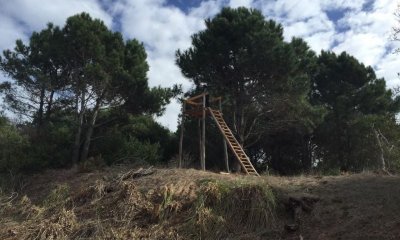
[208, 108, 259, 176]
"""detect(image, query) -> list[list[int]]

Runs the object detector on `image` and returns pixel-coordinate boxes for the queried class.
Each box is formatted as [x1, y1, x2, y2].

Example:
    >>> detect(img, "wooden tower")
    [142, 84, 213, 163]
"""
[178, 92, 259, 176]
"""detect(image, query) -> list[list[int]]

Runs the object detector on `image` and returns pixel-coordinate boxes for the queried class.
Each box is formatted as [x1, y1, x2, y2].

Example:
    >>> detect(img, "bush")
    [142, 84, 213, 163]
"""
[90, 115, 177, 166]
[0, 117, 31, 172]
[117, 137, 162, 165]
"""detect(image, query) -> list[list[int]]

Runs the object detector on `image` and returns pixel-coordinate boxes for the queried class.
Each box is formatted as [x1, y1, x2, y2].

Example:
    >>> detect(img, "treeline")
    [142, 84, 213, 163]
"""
[0, 13, 178, 172]
[1, 8, 400, 175]
[176, 7, 400, 174]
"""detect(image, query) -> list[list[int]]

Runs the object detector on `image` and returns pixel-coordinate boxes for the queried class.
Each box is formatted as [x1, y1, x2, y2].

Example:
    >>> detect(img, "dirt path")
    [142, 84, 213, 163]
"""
[270, 174, 400, 240]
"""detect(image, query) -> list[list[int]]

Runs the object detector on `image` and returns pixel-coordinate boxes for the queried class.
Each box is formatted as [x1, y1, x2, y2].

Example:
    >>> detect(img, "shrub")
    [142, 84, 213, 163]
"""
[0, 117, 31, 172]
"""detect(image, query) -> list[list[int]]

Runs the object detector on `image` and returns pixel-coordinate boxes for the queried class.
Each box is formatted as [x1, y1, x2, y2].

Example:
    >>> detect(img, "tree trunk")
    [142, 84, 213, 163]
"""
[178, 101, 186, 168]
[201, 94, 206, 171]
[72, 90, 85, 165]
[219, 99, 229, 172]
[37, 86, 45, 127]
[374, 128, 386, 171]
[198, 119, 202, 169]
[80, 95, 103, 163]
[45, 90, 55, 121]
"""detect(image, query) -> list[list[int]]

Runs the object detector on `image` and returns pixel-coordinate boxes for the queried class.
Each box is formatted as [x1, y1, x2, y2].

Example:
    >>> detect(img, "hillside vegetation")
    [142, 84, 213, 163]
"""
[1, 166, 399, 239]
[2, 7, 400, 177]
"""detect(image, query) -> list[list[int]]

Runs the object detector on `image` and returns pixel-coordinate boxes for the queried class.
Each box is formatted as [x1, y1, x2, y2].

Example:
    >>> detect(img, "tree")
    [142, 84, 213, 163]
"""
[61, 13, 179, 163]
[0, 12, 178, 168]
[0, 115, 30, 172]
[311, 51, 400, 171]
[0, 24, 65, 126]
[176, 7, 321, 171]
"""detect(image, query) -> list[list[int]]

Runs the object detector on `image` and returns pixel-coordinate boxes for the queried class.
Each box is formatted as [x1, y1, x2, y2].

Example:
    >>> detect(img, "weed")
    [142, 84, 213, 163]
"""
[43, 184, 70, 208]
[187, 179, 277, 239]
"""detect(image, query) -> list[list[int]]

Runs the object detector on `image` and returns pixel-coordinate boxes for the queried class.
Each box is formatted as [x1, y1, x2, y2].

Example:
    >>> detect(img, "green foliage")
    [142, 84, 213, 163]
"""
[0, 12, 178, 171]
[0, 117, 31, 172]
[187, 179, 276, 239]
[90, 114, 177, 166]
[177, 7, 322, 173]
[43, 184, 70, 208]
[118, 137, 161, 165]
[311, 51, 400, 171]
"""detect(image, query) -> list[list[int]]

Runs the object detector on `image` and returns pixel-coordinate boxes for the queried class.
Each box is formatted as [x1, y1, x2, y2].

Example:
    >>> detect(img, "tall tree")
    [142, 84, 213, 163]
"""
[311, 51, 400, 171]
[0, 24, 65, 126]
[62, 13, 176, 163]
[1, 13, 178, 166]
[176, 7, 321, 171]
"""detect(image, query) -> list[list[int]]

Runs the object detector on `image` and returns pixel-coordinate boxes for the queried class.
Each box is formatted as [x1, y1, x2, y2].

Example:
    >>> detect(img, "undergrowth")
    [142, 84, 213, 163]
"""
[184, 179, 277, 239]
[0, 169, 279, 239]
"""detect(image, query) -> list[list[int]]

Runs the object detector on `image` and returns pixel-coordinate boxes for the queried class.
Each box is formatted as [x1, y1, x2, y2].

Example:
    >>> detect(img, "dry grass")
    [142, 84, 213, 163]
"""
[1, 167, 400, 239]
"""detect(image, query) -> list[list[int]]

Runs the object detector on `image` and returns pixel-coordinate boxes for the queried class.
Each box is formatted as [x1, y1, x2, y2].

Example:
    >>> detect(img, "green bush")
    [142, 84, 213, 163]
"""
[117, 137, 161, 165]
[90, 114, 177, 166]
[0, 117, 31, 172]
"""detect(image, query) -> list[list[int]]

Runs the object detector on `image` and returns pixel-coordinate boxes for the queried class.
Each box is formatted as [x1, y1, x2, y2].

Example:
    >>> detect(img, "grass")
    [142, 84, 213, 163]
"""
[186, 179, 277, 239]
[1, 166, 400, 239]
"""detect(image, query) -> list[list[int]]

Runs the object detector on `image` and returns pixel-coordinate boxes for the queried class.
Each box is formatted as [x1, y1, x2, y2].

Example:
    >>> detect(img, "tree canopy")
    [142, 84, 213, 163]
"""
[311, 51, 400, 171]
[0, 13, 178, 170]
[176, 7, 400, 174]
[1, 7, 400, 175]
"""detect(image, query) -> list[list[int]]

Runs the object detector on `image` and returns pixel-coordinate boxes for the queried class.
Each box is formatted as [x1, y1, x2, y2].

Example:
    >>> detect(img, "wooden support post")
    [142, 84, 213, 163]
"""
[198, 118, 203, 169]
[201, 93, 206, 171]
[178, 101, 186, 168]
[220, 99, 229, 172]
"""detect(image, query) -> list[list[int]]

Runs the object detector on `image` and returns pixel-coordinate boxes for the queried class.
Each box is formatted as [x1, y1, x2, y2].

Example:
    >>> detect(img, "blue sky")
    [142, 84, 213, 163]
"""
[0, 0, 399, 130]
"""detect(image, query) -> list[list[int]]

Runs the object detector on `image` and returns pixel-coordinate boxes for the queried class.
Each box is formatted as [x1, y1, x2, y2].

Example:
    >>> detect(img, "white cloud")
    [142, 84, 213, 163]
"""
[229, 0, 253, 8]
[330, 0, 399, 86]
[320, 0, 368, 11]
[0, 0, 113, 76]
[376, 51, 400, 88]
[333, 32, 386, 66]
[0, 14, 27, 50]
[257, 0, 336, 52]
[304, 31, 336, 51]
[0, 0, 112, 30]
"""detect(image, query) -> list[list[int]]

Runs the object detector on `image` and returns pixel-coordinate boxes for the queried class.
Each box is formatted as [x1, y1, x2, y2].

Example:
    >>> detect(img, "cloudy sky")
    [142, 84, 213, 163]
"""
[1, 0, 399, 131]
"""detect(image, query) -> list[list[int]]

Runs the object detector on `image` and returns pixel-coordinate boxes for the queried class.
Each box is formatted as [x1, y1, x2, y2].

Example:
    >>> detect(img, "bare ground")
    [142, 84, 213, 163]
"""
[1, 166, 400, 239]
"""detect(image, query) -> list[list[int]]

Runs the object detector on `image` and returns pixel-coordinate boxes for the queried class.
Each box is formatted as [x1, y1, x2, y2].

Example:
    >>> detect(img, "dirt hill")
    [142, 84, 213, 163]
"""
[1, 166, 400, 239]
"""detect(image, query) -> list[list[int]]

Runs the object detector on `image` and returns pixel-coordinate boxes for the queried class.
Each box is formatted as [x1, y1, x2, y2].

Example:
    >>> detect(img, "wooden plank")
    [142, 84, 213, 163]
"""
[201, 94, 206, 171]
[185, 99, 202, 106]
[187, 93, 207, 102]
[178, 101, 186, 168]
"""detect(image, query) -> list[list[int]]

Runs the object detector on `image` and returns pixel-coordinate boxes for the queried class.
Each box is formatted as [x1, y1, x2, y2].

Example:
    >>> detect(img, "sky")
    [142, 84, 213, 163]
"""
[0, 0, 400, 131]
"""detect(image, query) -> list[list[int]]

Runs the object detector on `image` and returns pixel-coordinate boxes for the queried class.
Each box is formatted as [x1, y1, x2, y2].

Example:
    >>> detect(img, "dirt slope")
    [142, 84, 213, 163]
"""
[1, 166, 400, 239]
